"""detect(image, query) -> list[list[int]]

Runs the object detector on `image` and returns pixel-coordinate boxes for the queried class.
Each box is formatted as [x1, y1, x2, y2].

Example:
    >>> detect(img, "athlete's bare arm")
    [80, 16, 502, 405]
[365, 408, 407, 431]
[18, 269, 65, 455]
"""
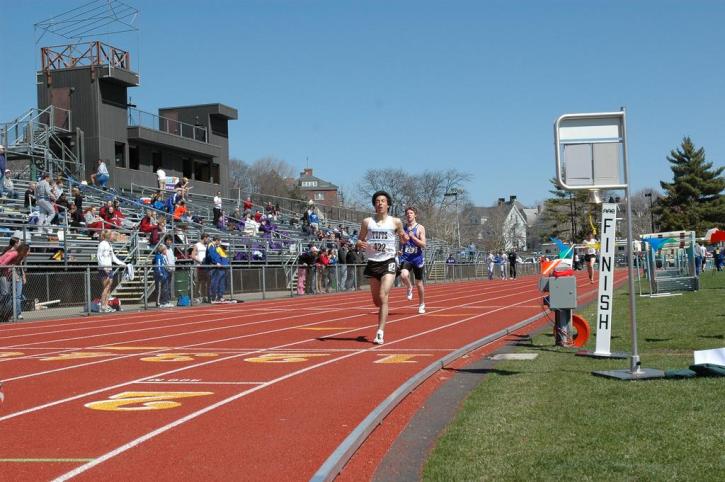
[409, 224, 426, 249]
[356, 218, 370, 250]
[394, 218, 408, 244]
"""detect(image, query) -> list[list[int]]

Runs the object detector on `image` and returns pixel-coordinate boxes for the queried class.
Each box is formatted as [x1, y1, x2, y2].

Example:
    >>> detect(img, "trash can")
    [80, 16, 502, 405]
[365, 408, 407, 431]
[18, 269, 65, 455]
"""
[174, 269, 191, 297]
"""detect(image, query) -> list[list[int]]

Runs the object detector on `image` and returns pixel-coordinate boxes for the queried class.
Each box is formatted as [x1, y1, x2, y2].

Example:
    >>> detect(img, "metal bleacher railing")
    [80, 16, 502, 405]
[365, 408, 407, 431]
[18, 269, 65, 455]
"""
[1, 105, 83, 180]
[127, 107, 209, 144]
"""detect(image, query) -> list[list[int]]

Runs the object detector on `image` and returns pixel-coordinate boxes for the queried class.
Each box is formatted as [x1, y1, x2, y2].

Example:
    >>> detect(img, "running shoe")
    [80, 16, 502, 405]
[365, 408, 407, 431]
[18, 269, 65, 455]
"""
[373, 330, 384, 345]
[418, 304, 426, 314]
[101, 306, 114, 313]
[406, 287, 413, 301]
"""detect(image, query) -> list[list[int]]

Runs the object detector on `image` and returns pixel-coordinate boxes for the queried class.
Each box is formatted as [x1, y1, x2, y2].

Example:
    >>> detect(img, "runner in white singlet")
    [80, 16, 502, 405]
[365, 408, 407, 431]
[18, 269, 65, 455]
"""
[356, 191, 407, 345]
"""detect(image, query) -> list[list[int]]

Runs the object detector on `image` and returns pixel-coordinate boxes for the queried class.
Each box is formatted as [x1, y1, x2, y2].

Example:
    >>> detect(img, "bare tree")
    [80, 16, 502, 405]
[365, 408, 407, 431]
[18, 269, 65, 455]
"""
[230, 157, 300, 200]
[477, 205, 509, 253]
[229, 158, 252, 193]
[356, 168, 471, 243]
[629, 188, 661, 236]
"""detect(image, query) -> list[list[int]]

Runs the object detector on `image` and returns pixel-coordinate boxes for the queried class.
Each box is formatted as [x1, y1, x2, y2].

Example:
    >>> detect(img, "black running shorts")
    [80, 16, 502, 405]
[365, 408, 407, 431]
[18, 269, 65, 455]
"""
[364, 259, 397, 280]
[400, 261, 424, 280]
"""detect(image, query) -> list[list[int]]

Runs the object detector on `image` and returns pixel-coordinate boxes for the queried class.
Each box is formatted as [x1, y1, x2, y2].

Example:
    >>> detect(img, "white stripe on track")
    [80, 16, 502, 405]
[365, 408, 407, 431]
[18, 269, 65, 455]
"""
[0, 279, 538, 420]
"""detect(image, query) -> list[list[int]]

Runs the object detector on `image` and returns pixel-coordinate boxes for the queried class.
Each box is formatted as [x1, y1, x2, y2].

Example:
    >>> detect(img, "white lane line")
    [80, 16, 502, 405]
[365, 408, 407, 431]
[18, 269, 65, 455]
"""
[0, 311, 366, 383]
[0, 281, 533, 420]
[0, 292, 380, 343]
[0, 279, 543, 385]
[137, 381, 266, 385]
[0, 287, 383, 337]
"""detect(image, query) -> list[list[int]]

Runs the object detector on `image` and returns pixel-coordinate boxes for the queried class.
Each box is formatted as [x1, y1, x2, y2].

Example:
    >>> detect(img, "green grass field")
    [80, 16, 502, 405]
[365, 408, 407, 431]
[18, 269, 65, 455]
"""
[424, 271, 725, 481]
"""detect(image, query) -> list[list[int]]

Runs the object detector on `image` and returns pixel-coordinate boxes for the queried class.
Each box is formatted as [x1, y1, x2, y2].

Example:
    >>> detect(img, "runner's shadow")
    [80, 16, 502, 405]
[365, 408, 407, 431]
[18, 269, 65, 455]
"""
[698, 334, 724, 339]
[317, 336, 369, 343]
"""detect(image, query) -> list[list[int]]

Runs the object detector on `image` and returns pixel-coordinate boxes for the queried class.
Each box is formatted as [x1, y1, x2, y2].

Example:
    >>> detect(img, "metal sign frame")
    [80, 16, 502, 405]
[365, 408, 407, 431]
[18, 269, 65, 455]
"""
[554, 111, 628, 191]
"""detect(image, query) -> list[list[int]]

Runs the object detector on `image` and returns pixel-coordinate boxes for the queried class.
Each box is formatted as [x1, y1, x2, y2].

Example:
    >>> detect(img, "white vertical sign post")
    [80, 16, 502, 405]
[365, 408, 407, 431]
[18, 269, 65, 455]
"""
[593, 203, 617, 355]
[555, 110, 663, 379]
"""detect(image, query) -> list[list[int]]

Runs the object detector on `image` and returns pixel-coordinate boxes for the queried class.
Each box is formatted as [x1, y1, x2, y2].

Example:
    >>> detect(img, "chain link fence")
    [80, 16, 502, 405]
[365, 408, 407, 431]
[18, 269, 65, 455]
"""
[0, 261, 542, 323]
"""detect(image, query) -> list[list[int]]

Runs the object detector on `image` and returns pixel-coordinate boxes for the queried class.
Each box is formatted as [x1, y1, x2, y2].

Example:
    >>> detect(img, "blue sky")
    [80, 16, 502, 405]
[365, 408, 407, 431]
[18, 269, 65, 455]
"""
[2, 0, 724, 207]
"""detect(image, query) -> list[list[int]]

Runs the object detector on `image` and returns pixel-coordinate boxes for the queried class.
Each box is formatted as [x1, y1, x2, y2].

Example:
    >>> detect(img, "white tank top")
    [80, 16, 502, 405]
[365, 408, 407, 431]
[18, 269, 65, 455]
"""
[365, 216, 398, 262]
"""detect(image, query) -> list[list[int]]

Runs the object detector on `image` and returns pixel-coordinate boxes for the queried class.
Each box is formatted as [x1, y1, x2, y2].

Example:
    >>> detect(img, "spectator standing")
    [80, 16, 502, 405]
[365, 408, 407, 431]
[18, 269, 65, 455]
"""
[698, 243, 708, 273]
[213, 191, 223, 225]
[345, 245, 357, 290]
[0, 241, 30, 321]
[192, 233, 210, 303]
[90, 159, 110, 188]
[163, 235, 176, 304]
[207, 237, 231, 302]
[338, 244, 348, 290]
[97, 230, 126, 312]
[487, 252, 495, 280]
[34, 173, 56, 232]
[713, 247, 723, 271]
[446, 254, 456, 279]
[296, 246, 315, 295]
[508, 250, 518, 279]
[153, 244, 172, 307]
[318, 248, 330, 293]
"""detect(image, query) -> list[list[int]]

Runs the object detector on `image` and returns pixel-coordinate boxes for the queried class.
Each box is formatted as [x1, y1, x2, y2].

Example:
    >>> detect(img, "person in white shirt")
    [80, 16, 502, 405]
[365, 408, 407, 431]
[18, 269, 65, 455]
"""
[156, 168, 167, 191]
[162, 234, 176, 303]
[191, 233, 210, 303]
[356, 190, 407, 345]
[97, 230, 126, 312]
[90, 159, 110, 188]
[213, 191, 223, 225]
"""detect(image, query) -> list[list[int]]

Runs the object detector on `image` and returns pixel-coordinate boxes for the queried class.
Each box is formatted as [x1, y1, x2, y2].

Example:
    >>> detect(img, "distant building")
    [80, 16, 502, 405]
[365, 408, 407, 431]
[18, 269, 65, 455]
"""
[467, 195, 528, 251]
[33, 41, 237, 197]
[296, 168, 340, 206]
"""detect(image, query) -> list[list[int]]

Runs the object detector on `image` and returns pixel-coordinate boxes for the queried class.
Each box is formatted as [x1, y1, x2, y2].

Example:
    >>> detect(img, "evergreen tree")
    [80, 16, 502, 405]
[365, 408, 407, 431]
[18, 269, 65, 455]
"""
[540, 179, 600, 243]
[656, 137, 725, 234]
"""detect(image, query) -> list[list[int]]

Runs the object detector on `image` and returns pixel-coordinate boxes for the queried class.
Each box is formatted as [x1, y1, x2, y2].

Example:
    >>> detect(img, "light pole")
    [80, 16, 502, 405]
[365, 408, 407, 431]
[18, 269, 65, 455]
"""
[644, 192, 654, 233]
[444, 190, 461, 248]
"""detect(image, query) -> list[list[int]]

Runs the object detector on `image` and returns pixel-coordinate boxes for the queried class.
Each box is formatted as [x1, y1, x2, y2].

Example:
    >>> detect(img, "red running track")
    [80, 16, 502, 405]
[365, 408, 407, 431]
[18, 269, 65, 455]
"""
[0, 271, 624, 481]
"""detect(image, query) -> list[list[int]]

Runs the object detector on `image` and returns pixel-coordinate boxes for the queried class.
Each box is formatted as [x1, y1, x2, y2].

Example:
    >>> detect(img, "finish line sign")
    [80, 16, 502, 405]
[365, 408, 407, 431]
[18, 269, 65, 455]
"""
[594, 203, 617, 355]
